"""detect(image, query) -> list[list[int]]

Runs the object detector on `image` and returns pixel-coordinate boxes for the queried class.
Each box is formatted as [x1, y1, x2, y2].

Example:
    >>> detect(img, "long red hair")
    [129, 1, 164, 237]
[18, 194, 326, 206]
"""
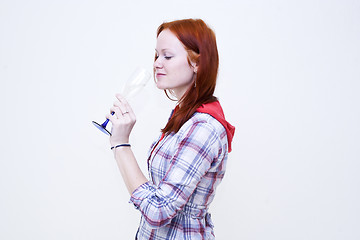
[156, 19, 219, 134]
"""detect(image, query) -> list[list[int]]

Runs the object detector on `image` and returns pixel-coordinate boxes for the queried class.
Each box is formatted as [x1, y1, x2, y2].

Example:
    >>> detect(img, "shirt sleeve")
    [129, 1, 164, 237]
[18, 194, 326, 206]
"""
[129, 119, 222, 229]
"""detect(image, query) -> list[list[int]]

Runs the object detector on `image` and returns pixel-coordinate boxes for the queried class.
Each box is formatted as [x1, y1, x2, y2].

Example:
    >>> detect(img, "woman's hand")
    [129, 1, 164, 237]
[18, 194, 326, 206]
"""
[106, 94, 148, 194]
[106, 94, 136, 146]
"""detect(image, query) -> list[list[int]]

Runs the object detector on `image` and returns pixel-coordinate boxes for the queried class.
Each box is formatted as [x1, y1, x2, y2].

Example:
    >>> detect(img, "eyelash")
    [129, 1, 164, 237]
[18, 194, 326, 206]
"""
[155, 55, 173, 60]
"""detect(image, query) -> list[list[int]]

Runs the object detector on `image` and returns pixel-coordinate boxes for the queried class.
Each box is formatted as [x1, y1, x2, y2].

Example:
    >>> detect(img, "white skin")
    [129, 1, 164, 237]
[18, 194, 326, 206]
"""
[106, 29, 197, 194]
[154, 29, 198, 99]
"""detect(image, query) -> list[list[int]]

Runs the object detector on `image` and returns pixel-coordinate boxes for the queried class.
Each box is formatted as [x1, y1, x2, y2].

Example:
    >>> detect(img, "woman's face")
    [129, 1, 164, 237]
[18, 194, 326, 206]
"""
[154, 29, 197, 99]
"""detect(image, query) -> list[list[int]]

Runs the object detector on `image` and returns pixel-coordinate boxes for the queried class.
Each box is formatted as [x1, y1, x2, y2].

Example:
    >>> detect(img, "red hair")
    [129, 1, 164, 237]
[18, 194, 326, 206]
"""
[156, 19, 219, 134]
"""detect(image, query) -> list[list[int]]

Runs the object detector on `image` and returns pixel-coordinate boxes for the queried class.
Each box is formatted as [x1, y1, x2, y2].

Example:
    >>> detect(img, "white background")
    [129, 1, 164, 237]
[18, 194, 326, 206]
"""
[1, 0, 359, 239]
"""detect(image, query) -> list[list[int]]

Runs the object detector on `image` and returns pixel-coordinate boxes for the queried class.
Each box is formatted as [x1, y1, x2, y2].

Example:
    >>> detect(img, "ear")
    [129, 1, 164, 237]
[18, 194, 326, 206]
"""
[191, 61, 198, 73]
[187, 50, 200, 73]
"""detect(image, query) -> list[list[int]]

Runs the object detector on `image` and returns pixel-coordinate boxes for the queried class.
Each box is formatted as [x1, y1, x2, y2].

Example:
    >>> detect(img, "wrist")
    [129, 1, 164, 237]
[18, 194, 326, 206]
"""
[110, 137, 129, 147]
[111, 143, 131, 150]
[109, 136, 129, 146]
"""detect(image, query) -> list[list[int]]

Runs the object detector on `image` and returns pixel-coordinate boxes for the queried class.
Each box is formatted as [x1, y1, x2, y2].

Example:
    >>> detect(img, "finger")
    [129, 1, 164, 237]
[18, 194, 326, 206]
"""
[110, 106, 121, 119]
[113, 98, 129, 115]
[105, 112, 117, 123]
[118, 104, 130, 117]
[113, 100, 124, 109]
[115, 93, 126, 102]
[126, 104, 136, 120]
[117, 96, 135, 115]
[125, 104, 136, 120]
[113, 98, 129, 114]
[115, 94, 135, 119]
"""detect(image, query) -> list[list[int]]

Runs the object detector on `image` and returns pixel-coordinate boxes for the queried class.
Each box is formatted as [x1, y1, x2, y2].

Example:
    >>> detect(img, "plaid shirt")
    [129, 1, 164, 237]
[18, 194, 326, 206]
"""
[130, 112, 229, 239]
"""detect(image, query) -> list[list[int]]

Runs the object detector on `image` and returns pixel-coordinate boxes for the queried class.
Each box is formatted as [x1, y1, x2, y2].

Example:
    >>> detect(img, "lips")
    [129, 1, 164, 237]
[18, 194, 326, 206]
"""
[156, 73, 166, 78]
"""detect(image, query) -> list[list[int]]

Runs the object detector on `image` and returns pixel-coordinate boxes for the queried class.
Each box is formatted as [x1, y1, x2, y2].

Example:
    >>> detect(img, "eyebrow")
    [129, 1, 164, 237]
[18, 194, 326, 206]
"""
[155, 48, 173, 53]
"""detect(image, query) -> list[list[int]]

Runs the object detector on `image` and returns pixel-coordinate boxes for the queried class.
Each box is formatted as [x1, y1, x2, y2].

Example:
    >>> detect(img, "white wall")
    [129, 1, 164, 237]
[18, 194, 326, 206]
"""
[1, 0, 359, 239]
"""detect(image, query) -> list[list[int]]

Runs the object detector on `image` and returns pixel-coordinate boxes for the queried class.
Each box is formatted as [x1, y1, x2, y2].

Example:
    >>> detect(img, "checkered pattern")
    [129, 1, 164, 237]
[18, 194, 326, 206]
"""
[130, 112, 229, 240]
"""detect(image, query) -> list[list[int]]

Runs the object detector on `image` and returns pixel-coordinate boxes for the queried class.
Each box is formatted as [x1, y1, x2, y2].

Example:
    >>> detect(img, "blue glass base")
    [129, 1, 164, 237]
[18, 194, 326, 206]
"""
[92, 121, 111, 136]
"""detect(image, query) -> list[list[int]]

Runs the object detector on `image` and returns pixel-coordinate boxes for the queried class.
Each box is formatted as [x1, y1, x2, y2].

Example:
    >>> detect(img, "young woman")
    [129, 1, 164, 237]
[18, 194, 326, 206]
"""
[106, 18, 235, 240]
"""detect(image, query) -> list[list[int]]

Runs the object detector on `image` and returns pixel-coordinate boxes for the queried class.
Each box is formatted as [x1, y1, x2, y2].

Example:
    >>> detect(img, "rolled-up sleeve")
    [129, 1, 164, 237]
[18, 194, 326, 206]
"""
[129, 120, 222, 229]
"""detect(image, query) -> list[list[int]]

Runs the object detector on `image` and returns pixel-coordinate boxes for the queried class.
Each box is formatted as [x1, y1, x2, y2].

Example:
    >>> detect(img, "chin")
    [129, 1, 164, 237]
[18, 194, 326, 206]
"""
[156, 82, 167, 90]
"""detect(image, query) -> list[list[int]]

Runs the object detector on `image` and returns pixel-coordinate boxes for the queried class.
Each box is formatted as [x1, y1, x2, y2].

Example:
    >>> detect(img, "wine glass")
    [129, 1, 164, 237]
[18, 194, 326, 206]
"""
[92, 67, 151, 136]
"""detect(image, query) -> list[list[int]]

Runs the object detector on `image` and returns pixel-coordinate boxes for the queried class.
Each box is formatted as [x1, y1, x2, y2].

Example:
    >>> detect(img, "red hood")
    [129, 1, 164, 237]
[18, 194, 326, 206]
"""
[196, 101, 235, 153]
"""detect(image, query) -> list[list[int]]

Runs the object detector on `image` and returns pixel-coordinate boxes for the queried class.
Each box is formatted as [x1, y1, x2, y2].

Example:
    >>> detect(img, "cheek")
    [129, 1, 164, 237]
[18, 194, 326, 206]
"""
[175, 60, 192, 74]
[165, 57, 194, 81]
[179, 62, 194, 79]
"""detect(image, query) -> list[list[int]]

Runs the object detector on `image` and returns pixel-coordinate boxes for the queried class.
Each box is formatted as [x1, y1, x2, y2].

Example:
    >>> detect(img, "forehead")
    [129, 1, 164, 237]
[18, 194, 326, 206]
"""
[156, 29, 186, 52]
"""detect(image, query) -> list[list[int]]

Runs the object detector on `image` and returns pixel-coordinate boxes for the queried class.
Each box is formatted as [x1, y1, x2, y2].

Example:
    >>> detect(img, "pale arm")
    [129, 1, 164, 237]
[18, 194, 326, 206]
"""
[112, 146, 148, 195]
[106, 94, 148, 195]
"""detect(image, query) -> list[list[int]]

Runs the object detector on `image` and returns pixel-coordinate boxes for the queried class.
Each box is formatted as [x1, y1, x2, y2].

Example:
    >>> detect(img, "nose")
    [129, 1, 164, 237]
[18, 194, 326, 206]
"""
[153, 57, 163, 69]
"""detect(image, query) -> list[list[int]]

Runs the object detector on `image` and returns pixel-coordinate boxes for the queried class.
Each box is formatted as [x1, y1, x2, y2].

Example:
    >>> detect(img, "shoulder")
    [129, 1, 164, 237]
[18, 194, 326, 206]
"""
[187, 112, 226, 133]
[176, 112, 227, 144]
[169, 112, 228, 163]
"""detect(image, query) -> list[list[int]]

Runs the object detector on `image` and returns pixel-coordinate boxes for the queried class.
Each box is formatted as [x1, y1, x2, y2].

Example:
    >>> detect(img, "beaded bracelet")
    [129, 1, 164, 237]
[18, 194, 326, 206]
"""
[110, 143, 131, 150]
